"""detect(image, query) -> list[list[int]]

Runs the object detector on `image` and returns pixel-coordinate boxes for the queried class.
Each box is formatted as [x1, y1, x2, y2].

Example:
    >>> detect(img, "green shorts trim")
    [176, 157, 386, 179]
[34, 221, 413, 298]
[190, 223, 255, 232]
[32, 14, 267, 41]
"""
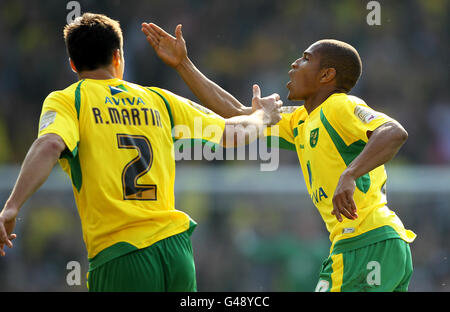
[87, 229, 197, 292]
[315, 238, 413, 292]
[88, 220, 197, 271]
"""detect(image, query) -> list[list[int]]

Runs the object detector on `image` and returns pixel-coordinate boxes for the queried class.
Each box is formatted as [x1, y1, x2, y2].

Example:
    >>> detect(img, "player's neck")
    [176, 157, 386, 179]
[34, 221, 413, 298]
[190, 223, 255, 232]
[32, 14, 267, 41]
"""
[304, 88, 345, 114]
[78, 67, 120, 81]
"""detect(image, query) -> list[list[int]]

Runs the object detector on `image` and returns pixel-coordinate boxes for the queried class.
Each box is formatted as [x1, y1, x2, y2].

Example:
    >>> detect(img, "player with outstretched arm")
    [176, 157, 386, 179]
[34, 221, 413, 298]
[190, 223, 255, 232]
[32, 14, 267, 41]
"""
[0, 13, 283, 291]
[142, 22, 416, 292]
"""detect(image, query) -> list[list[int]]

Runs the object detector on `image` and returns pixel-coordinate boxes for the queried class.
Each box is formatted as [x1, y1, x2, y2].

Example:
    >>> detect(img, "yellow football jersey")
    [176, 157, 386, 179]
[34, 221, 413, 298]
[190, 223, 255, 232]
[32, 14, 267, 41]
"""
[38, 78, 225, 269]
[266, 93, 416, 254]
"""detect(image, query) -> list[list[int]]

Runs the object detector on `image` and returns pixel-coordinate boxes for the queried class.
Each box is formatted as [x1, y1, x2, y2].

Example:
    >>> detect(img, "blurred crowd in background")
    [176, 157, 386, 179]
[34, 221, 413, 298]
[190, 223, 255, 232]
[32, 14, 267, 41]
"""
[0, 0, 448, 165]
[0, 0, 448, 291]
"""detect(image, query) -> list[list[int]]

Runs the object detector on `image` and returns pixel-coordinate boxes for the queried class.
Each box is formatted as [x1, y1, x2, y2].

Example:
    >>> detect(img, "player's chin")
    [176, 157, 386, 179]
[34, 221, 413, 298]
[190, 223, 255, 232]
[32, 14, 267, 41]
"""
[286, 88, 297, 101]
[287, 87, 305, 101]
[286, 82, 294, 100]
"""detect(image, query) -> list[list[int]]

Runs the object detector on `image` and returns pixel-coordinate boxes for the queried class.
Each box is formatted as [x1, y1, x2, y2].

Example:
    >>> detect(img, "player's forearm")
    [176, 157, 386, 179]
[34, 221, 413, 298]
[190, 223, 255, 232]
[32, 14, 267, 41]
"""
[221, 109, 266, 147]
[3, 134, 66, 214]
[175, 57, 252, 118]
[344, 121, 408, 179]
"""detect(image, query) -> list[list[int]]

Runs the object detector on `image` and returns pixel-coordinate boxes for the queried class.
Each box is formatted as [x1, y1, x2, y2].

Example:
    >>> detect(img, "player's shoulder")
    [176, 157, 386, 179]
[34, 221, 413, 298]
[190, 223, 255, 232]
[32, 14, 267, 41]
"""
[147, 87, 195, 110]
[278, 105, 307, 129]
[142, 85, 169, 96]
[327, 92, 366, 105]
[120, 80, 153, 95]
[141, 86, 179, 102]
[280, 105, 307, 118]
[323, 93, 369, 115]
[346, 94, 369, 107]
[295, 105, 308, 124]
[280, 105, 303, 114]
[44, 80, 83, 104]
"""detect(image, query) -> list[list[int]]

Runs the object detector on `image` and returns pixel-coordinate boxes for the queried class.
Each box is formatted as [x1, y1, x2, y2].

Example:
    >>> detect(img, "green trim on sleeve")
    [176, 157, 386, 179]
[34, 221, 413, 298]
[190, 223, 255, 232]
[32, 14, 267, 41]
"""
[62, 81, 85, 192]
[320, 108, 370, 193]
[147, 88, 175, 130]
[74, 80, 85, 119]
[60, 143, 82, 192]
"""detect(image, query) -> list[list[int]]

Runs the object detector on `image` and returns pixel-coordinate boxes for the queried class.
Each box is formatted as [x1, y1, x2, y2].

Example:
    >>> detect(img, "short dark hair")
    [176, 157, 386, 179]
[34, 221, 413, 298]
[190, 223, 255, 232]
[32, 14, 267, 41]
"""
[314, 39, 362, 93]
[63, 13, 123, 72]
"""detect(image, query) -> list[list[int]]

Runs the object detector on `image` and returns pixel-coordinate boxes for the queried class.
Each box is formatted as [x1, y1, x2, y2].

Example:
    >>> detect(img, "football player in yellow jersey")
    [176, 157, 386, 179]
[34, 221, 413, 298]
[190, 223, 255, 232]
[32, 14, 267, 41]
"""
[0, 13, 283, 291]
[143, 22, 416, 291]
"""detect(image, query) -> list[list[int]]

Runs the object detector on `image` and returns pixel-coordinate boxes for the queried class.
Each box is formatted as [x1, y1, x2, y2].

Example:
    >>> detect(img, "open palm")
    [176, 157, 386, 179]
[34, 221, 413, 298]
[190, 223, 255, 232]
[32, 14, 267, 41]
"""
[142, 22, 187, 68]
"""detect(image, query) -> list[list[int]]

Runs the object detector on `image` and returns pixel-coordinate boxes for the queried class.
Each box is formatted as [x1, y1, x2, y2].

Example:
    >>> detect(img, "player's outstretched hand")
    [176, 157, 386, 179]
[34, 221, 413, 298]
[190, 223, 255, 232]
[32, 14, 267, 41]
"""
[141, 22, 187, 69]
[252, 84, 282, 126]
[332, 171, 358, 222]
[0, 208, 18, 257]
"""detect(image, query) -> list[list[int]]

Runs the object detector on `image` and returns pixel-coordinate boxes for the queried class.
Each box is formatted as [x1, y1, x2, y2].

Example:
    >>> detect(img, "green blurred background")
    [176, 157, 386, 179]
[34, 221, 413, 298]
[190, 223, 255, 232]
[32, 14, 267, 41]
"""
[0, 0, 448, 291]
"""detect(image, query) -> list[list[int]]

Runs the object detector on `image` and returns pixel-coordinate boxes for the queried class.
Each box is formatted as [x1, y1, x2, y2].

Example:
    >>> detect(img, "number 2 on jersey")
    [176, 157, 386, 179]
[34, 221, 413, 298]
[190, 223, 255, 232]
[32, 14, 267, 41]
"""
[117, 134, 157, 200]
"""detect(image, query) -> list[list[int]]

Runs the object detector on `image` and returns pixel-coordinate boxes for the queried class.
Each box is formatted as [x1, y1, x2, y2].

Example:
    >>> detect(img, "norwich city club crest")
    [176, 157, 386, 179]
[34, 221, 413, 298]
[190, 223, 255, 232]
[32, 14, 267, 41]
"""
[310, 128, 319, 147]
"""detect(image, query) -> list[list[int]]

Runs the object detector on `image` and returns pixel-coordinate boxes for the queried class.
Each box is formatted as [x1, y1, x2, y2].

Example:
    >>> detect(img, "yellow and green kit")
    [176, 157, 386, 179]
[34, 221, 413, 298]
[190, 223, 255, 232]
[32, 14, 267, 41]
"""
[38, 78, 225, 291]
[266, 93, 416, 291]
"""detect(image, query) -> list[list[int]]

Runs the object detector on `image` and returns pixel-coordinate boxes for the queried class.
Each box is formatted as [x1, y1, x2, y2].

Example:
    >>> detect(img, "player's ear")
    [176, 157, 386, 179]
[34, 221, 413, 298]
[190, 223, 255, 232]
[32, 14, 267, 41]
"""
[319, 67, 336, 84]
[112, 49, 122, 68]
[69, 58, 78, 73]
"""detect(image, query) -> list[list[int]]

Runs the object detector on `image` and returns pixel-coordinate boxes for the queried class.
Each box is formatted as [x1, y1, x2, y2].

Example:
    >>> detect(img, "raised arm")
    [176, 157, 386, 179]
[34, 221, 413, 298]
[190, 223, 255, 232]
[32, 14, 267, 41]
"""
[0, 133, 66, 256]
[331, 121, 408, 222]
[221, 85, 282, 147]
[141, 22, 254, 118]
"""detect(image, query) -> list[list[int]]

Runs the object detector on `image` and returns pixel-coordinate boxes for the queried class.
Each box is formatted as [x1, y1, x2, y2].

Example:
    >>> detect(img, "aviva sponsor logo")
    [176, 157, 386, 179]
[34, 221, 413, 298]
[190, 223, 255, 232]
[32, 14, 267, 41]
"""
[311, 186, 328, 204]
[106, 84, 147, 106]
[105, 96, 146, 106]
